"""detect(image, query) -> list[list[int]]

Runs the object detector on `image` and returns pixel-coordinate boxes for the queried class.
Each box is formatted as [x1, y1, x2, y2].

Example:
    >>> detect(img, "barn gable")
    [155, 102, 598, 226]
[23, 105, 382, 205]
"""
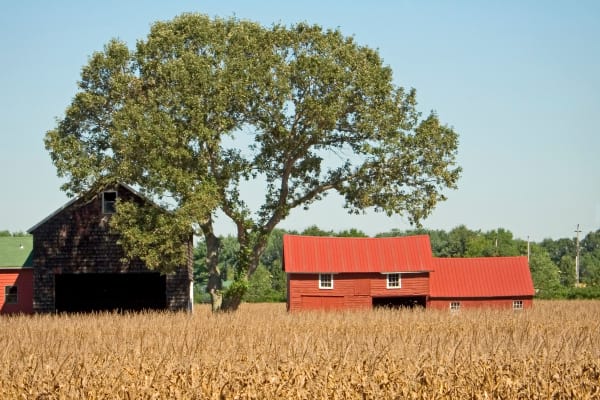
[27, 184, 193, 313]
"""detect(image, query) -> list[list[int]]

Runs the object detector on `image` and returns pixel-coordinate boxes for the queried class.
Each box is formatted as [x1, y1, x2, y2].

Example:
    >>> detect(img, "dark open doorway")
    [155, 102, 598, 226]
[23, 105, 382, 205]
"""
[372, 296, 426, 309]
[55, 273, 166, 312]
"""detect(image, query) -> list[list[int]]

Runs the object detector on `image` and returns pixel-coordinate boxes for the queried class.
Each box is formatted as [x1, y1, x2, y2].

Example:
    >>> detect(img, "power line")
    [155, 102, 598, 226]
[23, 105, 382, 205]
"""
[575, 224, 582, 286]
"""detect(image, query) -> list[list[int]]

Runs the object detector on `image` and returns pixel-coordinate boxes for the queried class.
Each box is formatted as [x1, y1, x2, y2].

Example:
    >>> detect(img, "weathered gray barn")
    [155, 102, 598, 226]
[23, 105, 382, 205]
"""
[28, 184, 193, 313]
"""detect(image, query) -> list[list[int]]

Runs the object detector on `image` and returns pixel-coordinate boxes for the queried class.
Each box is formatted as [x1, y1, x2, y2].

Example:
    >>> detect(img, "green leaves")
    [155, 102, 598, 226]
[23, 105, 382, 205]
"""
[46, 14, 461, 300]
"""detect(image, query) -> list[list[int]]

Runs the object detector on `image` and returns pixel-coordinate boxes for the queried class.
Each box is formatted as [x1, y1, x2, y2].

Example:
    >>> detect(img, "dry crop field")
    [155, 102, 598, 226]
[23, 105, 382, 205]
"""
[1, 301, 599, 399]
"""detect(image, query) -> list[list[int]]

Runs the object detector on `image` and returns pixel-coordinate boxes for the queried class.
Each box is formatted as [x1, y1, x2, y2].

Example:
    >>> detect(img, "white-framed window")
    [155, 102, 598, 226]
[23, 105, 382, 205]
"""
[386, 273, 401, 289]
[319, 274, 333, 289]
[5, 285, 18, 304]
[102, 191, 117, 214]
[450, 301, 460, 312]
[513, 300, 524, 310]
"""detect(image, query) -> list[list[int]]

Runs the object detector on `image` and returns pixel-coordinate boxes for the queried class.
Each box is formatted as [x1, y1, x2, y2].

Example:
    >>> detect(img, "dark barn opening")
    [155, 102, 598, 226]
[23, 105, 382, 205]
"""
[55, 273, 167, 312]
[372, 296, 426, 309]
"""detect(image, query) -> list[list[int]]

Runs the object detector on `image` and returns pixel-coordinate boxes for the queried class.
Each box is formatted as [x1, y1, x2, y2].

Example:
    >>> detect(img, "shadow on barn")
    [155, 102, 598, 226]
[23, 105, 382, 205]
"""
[54, 273, 167, 313]
[372, 296, 426, 309]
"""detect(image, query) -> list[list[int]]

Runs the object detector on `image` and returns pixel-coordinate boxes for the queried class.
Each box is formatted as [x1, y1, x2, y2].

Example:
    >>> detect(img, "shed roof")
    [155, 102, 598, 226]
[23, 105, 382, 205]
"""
[283, 234, 434, 273]
[0, 236, 33, 268]
[430, 256, 535, 298]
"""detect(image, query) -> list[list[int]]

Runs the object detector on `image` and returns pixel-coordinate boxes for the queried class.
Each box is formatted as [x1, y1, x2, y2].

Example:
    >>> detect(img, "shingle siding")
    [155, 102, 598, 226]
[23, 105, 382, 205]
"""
[30, 185, 193, 312]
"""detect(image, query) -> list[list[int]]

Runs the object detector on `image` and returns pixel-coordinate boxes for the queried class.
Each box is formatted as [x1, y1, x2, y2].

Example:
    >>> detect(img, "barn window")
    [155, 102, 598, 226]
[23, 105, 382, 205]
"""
[513, 300, 523, 310]
[319, 274, 333, 289]
[386, 273, 401, 289]
[450, 301, 460, 312]
[102, 191, 117, 214]
[4, 286, 18, 304]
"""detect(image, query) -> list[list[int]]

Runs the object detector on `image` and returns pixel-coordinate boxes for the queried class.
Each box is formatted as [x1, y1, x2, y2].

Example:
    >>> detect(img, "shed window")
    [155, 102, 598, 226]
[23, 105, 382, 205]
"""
[5, 286, 17, 304]
[102, 191, 117, 214]
[386, 273, 401, 289]
[450, 301, 460, 312]
[319, 274, 333, 289]
[513, 300, 523, 310]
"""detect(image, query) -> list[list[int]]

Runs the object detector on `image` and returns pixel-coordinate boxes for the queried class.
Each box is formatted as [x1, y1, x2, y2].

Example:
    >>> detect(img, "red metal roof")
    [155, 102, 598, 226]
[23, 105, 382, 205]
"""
[283, 234, 434, 273]
[430, 257, 535, 298]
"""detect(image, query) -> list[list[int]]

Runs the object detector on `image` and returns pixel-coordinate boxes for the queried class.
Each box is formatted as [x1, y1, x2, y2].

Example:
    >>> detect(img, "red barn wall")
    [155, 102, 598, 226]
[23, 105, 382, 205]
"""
[0, 269, 34, 314]
[287, 272, 430, 312]
[428, 297, 533, 311]
[370, 272, 429, 297]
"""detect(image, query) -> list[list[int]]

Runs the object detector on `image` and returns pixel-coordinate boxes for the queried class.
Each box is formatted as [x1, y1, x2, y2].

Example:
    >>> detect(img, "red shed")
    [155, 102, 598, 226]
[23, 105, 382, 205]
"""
[283, 234, 535, 312]
[283, 235, 435, 311]
[428, 256, 535, 311]
[0, 236, 34, 314]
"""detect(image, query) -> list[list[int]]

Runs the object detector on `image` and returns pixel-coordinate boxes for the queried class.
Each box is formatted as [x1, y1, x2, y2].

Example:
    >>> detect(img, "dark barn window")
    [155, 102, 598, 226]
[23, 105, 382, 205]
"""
[4, 286, 18, 304]
[102, 191, 117, 214]
[54, 273, 166, 312]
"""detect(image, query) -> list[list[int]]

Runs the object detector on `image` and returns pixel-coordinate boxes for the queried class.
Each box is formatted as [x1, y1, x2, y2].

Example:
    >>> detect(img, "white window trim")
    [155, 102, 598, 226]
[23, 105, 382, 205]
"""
[450, 301, 460, 311]
[318, 273, 334, 290]
[513, 300, 524, 310]
[386, 273, 401, 289]
[102, 191, 117, 214]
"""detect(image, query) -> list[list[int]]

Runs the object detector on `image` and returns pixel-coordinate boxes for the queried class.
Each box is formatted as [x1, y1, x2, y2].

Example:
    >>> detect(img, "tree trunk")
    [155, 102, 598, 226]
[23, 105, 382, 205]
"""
[221, 291, 243, 311]
[209, 290, 222, 312]
[202, 222, 223, 313]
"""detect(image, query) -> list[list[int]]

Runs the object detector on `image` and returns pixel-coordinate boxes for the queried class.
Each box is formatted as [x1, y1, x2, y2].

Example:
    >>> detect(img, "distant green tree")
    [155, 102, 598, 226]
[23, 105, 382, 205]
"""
[579, 230, 600, 286]
[301, 225, 335, 237]
[529, 244, 561, 298]
[15, 231, 31, 236]
[0, 230, 11, 237]
[336, 228, 368, 238]
[374, 227, 451, 257]
[246, 264, 283, 302]
[581, 252, 600, 286]
[557, 255, 576, 287]
[581, 229, 600, 253]
[446, 225, 477, 257]
[259, 228, 287, 299]
[375, 228, 404, 238]
[465, 228, 520, 257]
[540, 237, 576, 266]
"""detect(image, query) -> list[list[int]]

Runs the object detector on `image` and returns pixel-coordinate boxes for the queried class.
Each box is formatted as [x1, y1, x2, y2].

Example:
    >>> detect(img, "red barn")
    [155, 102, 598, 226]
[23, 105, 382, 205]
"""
[283, 234, 535, 312]
[284, 235, 435, 311]
[429, 256, 535, 311]
[0, 236, 34, 314]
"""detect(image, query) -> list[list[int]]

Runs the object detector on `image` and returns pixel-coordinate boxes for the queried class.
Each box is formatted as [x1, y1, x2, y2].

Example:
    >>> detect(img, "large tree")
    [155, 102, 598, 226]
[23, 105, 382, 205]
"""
[46, 14, 461, 311]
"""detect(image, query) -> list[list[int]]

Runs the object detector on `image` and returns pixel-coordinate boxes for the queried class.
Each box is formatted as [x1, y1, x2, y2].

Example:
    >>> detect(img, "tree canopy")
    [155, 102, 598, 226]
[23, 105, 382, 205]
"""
[46, 14, 461, 311]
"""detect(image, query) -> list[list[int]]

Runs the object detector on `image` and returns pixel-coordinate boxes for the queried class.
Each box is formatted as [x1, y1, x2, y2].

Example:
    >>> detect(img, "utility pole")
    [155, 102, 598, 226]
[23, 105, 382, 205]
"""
[527, 236, 530, 263]
[575, 224, 582, 286]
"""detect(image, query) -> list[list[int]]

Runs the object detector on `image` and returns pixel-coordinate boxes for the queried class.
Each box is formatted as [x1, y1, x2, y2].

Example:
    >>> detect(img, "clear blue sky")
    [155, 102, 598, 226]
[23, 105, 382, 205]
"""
[1, 1, 598, 241]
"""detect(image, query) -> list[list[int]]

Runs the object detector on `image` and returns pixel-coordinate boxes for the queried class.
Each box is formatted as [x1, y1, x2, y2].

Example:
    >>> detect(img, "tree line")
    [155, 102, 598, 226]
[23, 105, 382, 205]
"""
[194, 225, 600, 303]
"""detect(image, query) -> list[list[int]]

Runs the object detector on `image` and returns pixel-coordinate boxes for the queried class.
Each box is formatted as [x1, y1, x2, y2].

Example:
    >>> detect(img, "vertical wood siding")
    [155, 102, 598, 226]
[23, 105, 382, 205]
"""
[370, 273, 429, 297]
[288, 272, 430, 312]
[427, 297, 534, 310]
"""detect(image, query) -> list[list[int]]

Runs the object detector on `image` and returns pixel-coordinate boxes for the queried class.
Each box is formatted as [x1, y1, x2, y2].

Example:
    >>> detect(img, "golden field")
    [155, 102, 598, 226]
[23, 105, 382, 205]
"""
[1, 301, 599, 399]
